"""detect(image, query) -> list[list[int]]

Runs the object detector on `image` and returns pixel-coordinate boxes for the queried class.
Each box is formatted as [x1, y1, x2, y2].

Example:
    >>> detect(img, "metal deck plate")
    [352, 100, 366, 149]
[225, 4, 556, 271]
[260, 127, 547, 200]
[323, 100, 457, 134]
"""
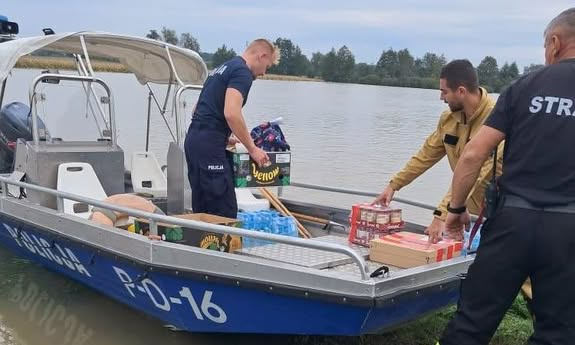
[236, 235, 369, 269]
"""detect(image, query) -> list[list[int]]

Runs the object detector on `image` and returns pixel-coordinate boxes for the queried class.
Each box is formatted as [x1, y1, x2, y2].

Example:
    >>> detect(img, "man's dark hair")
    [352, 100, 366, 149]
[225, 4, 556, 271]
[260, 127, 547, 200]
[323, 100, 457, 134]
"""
[440, 59, 479, 92]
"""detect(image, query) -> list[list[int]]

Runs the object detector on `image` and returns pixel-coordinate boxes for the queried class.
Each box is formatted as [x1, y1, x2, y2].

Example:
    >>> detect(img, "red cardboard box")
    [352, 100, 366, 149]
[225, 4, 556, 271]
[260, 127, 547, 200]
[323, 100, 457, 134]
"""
[348, 203, 404, 246]
[369, 231, 463, 268]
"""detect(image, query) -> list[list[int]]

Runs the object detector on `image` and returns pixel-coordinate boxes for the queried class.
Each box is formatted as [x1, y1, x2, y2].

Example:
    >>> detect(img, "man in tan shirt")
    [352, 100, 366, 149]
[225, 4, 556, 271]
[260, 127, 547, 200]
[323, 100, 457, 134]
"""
[373, 59, 503, 240]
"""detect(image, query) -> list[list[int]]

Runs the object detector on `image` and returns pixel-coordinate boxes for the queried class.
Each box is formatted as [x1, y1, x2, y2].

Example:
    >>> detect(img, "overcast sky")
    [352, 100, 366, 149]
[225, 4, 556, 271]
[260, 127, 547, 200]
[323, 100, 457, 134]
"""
[3, 1, 574, 70]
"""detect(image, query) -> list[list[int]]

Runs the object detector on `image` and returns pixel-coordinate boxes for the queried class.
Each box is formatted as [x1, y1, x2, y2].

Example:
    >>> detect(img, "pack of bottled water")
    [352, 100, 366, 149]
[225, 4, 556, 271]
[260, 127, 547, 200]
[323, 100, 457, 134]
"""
[237, 210, 298, 248]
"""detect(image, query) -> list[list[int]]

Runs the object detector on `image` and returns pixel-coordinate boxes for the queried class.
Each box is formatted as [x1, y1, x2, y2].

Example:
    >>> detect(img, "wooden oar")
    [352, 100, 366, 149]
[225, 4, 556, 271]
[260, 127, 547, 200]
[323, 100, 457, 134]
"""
[291, 212, 328, 224]
[292, 212, 347, 232]
[258, 187, 311, 239]
[259, 187, 311, 238]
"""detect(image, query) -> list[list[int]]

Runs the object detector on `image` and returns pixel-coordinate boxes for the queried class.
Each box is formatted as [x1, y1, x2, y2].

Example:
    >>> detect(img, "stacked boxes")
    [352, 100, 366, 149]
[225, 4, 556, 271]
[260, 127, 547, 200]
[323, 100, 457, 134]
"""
[348, 203, 404, 246]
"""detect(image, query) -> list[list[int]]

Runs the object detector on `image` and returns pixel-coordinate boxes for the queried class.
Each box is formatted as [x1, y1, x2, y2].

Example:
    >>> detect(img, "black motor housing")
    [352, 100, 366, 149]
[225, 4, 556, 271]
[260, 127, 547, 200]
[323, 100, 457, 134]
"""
[0, 102, 49, 172]
[0, 15, 18, 43]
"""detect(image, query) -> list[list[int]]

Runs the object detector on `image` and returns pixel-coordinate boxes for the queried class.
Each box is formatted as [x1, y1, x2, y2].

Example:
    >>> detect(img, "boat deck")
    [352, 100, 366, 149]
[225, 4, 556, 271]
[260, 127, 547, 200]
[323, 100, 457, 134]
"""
[237, 234, 403, 279]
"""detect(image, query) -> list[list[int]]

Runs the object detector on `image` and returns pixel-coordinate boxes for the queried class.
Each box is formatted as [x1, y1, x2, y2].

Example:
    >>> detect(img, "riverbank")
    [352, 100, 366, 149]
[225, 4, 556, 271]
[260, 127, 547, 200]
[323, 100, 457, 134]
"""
[14, 56, 321, 82]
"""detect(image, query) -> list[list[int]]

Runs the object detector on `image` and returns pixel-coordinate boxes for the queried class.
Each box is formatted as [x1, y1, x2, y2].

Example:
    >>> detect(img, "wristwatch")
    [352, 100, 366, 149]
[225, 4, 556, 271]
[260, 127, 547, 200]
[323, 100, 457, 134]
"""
[447, 203, 466, 214]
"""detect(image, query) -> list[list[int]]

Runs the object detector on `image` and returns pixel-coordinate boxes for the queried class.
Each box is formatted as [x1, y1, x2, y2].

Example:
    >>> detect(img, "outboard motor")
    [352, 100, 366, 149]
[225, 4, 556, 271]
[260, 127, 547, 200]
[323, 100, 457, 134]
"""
[0, 102, 49, 173]
[0, 15, 19, 43]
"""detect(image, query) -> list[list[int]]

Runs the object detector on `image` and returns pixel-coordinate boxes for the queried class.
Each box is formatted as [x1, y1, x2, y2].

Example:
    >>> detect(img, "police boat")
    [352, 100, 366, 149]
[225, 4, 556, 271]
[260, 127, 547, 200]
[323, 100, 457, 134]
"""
[0, 30, 474, 335]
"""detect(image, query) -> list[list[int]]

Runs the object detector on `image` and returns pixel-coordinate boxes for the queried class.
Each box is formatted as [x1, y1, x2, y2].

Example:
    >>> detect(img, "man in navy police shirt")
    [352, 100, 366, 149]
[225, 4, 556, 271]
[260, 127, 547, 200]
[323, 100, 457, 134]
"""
[437, 7, 575, 345]
[185, 39, 279, 218]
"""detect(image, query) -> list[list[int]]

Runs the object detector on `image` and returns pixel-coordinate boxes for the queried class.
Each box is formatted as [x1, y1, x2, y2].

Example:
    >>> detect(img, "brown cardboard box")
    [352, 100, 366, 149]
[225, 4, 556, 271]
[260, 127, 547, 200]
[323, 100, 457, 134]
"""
[369, 231, 463, 268]
[135, 213, 242, 252]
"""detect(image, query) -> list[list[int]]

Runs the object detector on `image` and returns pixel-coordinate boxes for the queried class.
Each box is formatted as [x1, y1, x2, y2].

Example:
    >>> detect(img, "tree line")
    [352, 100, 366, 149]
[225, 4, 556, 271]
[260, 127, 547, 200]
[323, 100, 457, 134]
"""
[146, 28, 545, 93]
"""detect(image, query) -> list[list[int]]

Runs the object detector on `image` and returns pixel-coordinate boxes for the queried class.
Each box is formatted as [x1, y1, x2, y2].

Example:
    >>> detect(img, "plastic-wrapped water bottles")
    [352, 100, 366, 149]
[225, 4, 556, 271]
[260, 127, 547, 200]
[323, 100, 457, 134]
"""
[470, 227, 482, 251]
[462, 230, 470, 256]
[238, 210, 298, 248]
[461, 223, 482, 256]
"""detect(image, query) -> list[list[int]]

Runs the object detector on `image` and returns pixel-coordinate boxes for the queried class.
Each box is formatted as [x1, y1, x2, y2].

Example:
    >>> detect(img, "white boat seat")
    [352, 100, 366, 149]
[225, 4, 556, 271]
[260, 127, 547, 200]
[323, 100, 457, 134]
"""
[235, 188, 270, 212]
[57, 162, 108, 218]
[131, 151, 167, 198]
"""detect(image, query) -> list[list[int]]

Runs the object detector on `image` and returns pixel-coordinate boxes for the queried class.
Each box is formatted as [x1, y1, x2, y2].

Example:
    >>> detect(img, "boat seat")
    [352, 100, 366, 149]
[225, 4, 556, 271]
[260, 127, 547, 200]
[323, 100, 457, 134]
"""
[131, 151, 167, 198]
[235, 188, 270, 212]
[57, 162, 108, 218]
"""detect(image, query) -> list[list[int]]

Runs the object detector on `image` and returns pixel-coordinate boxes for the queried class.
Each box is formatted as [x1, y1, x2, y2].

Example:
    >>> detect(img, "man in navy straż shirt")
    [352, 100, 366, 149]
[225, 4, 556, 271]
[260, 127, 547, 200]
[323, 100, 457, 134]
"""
[185, 39, 279, 218]
[437, 8, 575, 345]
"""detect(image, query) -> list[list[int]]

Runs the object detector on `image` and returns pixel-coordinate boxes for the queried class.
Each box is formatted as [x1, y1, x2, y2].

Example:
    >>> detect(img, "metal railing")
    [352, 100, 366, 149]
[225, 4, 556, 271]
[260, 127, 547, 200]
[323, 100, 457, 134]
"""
[0, 176, 370, 280]
[290, 182, 479, 221]
[29, 74, 116, 147]
[291, 182, 437, 210]
[173, 84, 203, 146]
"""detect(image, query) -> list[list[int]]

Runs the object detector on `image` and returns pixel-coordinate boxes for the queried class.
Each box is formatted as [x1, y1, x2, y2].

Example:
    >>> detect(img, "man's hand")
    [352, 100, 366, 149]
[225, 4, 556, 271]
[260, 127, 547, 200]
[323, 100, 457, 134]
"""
[444, 210, 470, 242]
[426, 217, 445, 244]
[249, 146, 269, 167]
[228, 134, 240, 146]
[372, 185, 395, 206]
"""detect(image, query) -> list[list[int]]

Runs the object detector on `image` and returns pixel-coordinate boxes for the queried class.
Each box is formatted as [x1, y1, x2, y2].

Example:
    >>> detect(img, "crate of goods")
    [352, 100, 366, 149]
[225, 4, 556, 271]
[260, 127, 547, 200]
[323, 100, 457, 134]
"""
[369, 231, 463, 268]
[233, 151, 291, 188]
[135, 213, 242, 252]
[348, 203, 404, 247]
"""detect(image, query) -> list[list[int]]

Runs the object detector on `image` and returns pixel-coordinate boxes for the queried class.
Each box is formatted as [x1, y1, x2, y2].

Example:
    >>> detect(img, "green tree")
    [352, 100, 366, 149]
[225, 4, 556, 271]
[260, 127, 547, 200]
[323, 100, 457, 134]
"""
[268, 38, 310, 76]
[376, 49, 399, 78]
[353, 63, 380, 85]
[309, 52, 324, 78]
[477, 56, 499, 91]
[353, 63, 375, 80]
[499, 62, 519, 89]
[334, 45, 355, 82]
[146, 30, 161, 40]
[269, 38, 296, 75]
[212, 44, 236, 67]
[523, 63, 544, 75]
[180, 33, 200, 52]
[416, 52, 447, 78]
[161, 27, 178, 45]
[397, 48, 415, 78]
[291, 49, 311, 76]
[320, 48, 339, 82]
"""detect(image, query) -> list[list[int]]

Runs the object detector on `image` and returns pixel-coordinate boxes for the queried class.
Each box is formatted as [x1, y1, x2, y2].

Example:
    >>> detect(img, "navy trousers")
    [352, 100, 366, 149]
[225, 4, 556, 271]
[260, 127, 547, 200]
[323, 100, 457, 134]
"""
[184, 128, 237, 218]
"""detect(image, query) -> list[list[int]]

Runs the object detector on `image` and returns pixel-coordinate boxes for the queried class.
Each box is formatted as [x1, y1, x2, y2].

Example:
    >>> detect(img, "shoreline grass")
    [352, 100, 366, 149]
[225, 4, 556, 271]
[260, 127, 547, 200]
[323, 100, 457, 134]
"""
[260, 74, 321, 82]
[15, 56, 322, 82]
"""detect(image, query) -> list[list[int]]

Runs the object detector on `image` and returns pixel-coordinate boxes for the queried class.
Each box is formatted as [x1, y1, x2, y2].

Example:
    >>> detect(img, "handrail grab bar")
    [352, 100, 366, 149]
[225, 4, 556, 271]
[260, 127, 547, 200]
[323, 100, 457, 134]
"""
[173, 84, 203, 146]
[28, 74, 116, 147]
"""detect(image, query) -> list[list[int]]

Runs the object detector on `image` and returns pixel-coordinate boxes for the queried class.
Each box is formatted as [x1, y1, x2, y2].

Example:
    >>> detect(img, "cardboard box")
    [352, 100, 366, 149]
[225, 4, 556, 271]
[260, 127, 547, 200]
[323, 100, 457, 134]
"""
[348, 203, 404, 247]
[134, 219, 185, 242]
[233, 152, 291, 187]
[134, 213, 242, 252]
[369, 231, 463, 268]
